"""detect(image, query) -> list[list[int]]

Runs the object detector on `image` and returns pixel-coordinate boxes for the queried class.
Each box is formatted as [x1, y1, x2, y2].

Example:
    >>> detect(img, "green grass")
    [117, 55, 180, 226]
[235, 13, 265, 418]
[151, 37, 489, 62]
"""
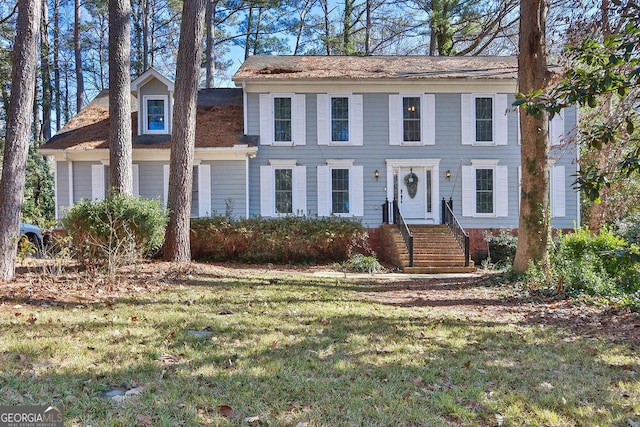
[1, 272, 638, 426]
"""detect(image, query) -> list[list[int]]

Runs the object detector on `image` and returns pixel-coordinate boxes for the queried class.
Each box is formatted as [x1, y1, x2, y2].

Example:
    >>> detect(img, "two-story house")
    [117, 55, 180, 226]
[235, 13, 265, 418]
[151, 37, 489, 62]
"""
[40, 56, 578, 271]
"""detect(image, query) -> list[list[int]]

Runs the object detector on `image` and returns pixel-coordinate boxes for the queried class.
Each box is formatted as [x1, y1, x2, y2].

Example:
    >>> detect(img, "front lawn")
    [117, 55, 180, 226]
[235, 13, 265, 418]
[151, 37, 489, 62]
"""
[0, 263, 638, 426]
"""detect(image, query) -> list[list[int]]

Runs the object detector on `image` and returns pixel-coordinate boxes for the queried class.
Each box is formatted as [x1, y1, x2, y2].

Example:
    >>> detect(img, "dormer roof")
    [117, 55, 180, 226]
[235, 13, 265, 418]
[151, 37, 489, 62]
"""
[131, 67, 175, 93]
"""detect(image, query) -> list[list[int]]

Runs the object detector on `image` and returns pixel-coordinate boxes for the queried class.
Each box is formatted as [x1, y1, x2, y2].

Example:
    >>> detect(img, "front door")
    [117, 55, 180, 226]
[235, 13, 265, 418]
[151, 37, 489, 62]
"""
[395, 167, 432, 220]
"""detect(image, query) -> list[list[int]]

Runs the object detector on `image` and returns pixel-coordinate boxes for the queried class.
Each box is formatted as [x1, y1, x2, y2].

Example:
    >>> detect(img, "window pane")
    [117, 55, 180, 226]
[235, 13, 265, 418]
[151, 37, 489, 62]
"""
[426, 170, 432, 213]
[403, 97, 421, 142]
[147, 99, 165, 131]
[331, 168, 349, 214]
[475, 97, 493, 142]
[331, 97, 349, 141]
[275, 169, 293, 214]
[476, 168, 494, 213]
[274, 97, 292, 141]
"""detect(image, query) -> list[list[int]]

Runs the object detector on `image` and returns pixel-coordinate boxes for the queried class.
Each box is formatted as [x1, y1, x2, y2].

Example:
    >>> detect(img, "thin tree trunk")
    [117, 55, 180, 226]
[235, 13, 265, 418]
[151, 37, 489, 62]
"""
[133, 0, 143, 75]
[321, 0, 331, 54]
[343, 0, 353, 54]
[513, 0, 551, 273]
[53, 0, 61, 131]
[74, 0, 84, 113]
[252, 6, 263, 56]
[143, 0, 150, 70]
[205, 0, 217, 87]
[109, 0, 133, 196]
[0, 0, 42, 281]
[40, 0, 52, 141]
[244, 5, 253, 59]
[163, 0, 206, 262]
[365, 0, 371, 55]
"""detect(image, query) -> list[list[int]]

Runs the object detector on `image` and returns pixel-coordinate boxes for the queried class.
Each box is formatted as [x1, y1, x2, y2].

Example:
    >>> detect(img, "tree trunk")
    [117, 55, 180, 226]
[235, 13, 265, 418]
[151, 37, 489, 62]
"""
[513, 0, 551, 273]
[40, 0, 52, 141]
[320, 0, 331, 54]
[365, 0, 371, 55]
[53, 0, 61, 131]
[244, 5, 253, 60]
[143, 0, 150, 70]
[74, 0, 84, 113]
[163, 0, 206, 262]
[0, 0, 42, 282]
[343, 0, 353, 54]
[205, 0, 216, 87]
[109, 0, 133, 196]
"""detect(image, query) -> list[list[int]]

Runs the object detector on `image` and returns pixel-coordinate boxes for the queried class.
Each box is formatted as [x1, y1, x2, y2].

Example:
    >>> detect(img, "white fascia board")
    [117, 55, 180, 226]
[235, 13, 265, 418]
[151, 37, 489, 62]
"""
[242, 79, 516, 94]
[40, 146, 258, 163]
[385, 158, 441, 168]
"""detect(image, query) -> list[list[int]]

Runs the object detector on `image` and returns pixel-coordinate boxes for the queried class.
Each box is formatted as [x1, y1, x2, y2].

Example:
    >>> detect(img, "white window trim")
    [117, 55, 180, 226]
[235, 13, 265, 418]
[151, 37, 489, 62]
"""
[260, 160, 307, 217]
[142, 95, 169, 135]
[388, 94, 435, 146]
[461, 93, 508, 146]
[462, 160, 508, 218]
[260, 93, 306, 146]
[317, 94, 363, 146]
[317, 161, 363, 217]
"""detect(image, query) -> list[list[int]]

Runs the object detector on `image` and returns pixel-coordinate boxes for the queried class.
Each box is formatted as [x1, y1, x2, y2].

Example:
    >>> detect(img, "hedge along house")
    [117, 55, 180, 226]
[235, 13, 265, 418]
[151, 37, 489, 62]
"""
[232, 56, 579, 272]
[39, 68, 257, 220]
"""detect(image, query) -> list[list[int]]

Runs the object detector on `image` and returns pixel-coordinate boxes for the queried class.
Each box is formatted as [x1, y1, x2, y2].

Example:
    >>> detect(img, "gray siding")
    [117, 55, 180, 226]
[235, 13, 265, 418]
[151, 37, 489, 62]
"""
[137, 161, 165, 202]
[72, 162, 95, 202]
[56, 161, 70, 218]
[248, 91, 580, 229]
[210, 160, 247, 217]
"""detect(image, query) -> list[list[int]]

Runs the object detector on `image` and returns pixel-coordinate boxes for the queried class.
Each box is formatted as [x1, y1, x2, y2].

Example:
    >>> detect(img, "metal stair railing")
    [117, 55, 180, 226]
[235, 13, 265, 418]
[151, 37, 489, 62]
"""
[393, 199, 413, 267]
[441, 198, 470, 267]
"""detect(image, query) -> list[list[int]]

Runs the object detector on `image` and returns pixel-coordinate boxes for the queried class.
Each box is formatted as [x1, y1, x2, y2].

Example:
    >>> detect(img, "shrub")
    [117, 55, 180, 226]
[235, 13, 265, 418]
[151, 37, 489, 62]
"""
[63, 195, 167, 275]
[553, 227, 640, 294]
[190, 216, 370, 263]
[486, 229, 517, 266]
[614, 211, 640, 243]
[345, 254, 384, 274]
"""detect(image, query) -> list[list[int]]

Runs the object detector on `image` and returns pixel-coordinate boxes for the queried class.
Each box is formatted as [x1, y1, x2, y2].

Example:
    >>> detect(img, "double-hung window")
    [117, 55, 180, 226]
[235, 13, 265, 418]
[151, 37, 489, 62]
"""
[331, 168, 350, 214]
[259, 94, 306, 145]
[461, 160, 508, 217]
[143, 95, 169, 134]
[273, 97, 292, 142]
[274, 168, 293, 214]
[317, 160, 363, 217]
[388, 94, 435, 145]
[403, 97, 421, 142]
[260, 160, 307, 217]
[461, 94, 508, 146]
[331, 97, 350, 142]
[475, 168, 494, 214]
[317, 94, 363, 145]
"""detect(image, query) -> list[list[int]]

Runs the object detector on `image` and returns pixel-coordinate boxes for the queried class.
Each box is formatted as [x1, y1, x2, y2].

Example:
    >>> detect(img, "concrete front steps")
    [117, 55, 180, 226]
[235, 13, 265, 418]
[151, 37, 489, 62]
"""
[382, 224, 476, 274]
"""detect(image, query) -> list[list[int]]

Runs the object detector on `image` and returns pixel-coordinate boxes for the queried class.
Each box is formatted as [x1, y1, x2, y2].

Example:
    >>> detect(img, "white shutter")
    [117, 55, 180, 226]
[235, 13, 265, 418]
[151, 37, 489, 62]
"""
[260, 166, 273, 217]
[259, 94, 272, 145]
[317, 166, 330, 217]
[198, 164, 212, 217]
[293, 94, 306, 145]
[423, 94, 436, 145]
[551, 165, 566, 217]
[132, 164, 140, 197]
[550, 111, 564, 146]
[461, 166, 474, 216]
[496, 165, 509, 217]
[350, 166, 364, 217]
[292, 166, 307, 215]
[495, 94, 508, 146]
[351, 94, 364, 146]
[388, 94, 401, 145]
[461, 94, 473, 145]
[317, 94, 328, 145]
[91, 164, 105, 200]
[163, 164, 170, 206]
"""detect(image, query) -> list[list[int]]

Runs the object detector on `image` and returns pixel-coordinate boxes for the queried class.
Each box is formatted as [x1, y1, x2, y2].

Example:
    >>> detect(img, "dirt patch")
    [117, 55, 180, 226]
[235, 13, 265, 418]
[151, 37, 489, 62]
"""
[3, 260, 639, 346]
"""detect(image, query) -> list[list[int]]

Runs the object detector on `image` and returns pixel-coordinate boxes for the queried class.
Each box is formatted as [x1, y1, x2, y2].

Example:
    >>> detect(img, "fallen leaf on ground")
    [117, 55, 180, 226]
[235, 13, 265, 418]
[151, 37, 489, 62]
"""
[219, 405, 234, 418]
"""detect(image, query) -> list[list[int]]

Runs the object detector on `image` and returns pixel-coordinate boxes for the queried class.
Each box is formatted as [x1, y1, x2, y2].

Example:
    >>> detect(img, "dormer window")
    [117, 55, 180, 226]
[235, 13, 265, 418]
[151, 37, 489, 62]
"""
[143, 95, 169, 134]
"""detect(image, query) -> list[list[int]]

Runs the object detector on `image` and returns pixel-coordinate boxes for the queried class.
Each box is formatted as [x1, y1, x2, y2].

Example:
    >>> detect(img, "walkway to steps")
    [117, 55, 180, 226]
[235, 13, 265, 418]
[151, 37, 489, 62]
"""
[381, 224, 476, 274]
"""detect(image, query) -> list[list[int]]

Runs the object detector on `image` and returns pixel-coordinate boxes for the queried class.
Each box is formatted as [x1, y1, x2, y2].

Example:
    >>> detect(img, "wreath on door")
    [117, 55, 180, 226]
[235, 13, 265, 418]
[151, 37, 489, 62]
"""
[404, 171, 419, 199]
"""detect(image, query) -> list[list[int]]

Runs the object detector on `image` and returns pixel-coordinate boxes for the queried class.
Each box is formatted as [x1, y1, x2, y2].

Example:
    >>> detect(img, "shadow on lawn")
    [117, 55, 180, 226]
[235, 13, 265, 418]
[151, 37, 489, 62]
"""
[2, 298, 637, 426]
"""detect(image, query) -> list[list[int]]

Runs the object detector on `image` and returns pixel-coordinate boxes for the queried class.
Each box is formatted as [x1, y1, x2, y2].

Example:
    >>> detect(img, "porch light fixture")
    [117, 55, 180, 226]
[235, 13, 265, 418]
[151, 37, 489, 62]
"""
[445, 170, 451, 180]
[374, 170, 380, 180]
